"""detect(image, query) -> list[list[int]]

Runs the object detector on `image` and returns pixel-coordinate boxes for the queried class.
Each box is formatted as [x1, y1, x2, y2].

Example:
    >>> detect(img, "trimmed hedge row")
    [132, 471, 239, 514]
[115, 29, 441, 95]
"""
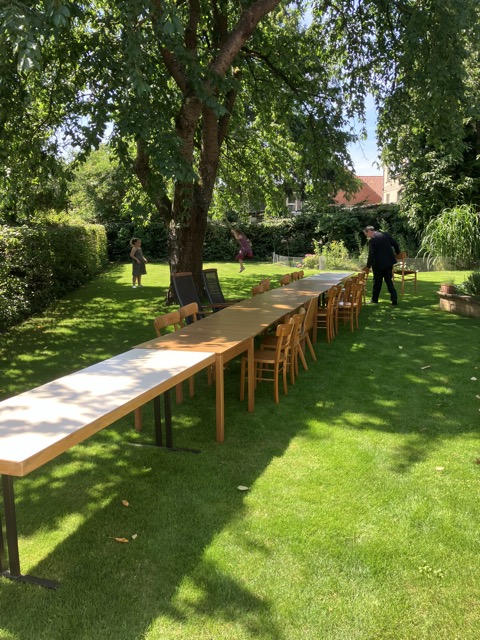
[0, 223, 108, 331]
[106, 205, 418, 263]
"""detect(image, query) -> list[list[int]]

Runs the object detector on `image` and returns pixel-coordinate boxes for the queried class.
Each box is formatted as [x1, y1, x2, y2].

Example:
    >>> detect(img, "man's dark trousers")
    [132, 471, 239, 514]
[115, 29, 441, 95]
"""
[372, 267, 398, 304]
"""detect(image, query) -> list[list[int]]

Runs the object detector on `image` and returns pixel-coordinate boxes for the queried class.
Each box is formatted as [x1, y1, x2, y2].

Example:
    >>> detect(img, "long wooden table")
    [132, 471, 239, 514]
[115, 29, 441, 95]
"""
[0, 348, 215, 588]
[135, 272, 352, 443]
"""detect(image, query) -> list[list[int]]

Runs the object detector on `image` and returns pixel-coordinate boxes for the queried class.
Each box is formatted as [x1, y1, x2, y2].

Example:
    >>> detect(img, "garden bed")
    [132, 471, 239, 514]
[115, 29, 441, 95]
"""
[437, 291, 480, 319]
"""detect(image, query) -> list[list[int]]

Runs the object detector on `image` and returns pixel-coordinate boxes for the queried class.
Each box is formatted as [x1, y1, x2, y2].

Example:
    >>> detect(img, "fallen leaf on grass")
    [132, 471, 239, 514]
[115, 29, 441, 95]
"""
[114, 537, 129, 543]
[121, 499, 130, 507]
[237, 486, 249, 491]
[474, 459, 480, 465]
[398, 346, 403, 350]
[132, 534, 138, 540]
[435, 466, 445, 472]
[421, 365, 431, 370]
[471, 377, 478, 381]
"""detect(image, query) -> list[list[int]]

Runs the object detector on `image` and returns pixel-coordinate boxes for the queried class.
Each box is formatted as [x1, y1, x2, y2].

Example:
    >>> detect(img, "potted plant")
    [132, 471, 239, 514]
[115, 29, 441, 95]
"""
[439, 281, 456, 294]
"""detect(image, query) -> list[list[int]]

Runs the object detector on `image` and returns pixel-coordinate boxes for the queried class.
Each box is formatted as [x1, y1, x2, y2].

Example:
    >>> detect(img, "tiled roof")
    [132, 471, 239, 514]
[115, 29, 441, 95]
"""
[333, 175, 383, 206]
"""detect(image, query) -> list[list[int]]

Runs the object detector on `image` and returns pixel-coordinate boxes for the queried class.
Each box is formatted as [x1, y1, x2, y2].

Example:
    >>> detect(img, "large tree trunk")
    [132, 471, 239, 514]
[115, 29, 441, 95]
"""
[167, 187, 209, 303]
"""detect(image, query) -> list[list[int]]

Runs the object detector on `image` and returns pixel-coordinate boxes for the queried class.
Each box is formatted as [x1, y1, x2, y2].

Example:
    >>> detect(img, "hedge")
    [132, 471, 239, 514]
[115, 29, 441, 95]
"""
[0, 223, 108, 332]
[106, 205, 418, 263]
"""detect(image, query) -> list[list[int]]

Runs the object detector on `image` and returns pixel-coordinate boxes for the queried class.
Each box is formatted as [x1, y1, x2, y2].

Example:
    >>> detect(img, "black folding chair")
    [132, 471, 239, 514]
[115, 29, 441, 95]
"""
[202, 268, 243, 311]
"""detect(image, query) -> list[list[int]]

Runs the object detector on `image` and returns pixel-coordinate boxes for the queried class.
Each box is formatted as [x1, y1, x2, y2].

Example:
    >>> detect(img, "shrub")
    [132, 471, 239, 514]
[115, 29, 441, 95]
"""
[0, 223, 107, 331]
[419, 204, 480, 269]
[458, 271, 480, 297]
[301, 254, 319, 269]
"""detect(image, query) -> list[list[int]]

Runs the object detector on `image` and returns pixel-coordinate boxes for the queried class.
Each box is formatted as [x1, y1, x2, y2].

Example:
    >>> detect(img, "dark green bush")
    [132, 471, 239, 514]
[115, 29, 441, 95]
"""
[0, 223, 107, 331]
[105, 206, 418, 264]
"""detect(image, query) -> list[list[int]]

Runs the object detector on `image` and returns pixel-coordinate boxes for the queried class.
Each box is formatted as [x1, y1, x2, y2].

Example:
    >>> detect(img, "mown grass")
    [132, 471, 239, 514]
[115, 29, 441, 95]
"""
[0, 262, 479, 640]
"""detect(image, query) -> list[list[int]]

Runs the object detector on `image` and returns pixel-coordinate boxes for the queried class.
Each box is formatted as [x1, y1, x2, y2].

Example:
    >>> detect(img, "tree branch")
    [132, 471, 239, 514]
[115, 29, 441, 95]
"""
[211, 0, 280, 77]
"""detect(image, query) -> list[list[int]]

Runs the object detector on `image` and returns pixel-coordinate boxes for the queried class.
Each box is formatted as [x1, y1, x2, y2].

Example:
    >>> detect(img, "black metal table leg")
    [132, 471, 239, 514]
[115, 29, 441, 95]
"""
[1, 475, 59, 589]
[0, 511, 6, 572]
[129, 392, 200, 454]
[164, 389, 173, 449]
[153, 395, 163, 447]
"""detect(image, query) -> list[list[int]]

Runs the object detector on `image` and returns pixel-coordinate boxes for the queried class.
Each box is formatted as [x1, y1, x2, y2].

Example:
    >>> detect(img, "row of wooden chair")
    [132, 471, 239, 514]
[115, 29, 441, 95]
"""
[239, 297, 317, 404]
[251, 278, 271, 296]
[315, 273, 367, 343]
[279, 270, 305, 287]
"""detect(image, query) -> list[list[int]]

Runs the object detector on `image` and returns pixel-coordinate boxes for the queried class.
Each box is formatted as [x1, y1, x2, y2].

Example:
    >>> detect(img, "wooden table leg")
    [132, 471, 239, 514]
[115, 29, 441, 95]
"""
[134, 407, 142, 432]
[215, 355, 225, 443]
[247, 338, 255, 413]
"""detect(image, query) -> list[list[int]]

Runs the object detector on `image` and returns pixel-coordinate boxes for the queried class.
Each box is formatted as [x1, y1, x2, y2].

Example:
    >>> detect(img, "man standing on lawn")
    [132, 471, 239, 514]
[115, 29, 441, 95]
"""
[362, 226, 400, 305]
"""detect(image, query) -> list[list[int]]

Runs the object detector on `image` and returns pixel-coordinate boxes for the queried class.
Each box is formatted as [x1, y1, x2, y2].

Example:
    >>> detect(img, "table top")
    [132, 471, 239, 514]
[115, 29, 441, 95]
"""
[135, 274, 345, 353]
[0, 349, 215, 477]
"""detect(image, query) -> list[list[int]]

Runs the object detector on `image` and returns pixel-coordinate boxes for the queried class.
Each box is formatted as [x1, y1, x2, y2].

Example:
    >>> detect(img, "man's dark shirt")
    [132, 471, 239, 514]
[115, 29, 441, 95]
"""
[366, 231, 400, 271]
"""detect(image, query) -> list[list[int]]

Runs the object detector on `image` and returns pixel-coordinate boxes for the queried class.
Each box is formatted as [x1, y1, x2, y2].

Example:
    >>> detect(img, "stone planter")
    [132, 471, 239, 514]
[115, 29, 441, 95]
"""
[438, 291, 480, 319]
[439, 283, 456, 294]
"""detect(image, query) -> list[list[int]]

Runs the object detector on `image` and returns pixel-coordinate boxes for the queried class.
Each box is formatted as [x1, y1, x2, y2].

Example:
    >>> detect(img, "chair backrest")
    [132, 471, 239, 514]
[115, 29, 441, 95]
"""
[274, 322, 295, 359]
[350, 282, 363, 306]
[172, 272, 204, 310]
[179, 302, 200, 325]
[291, 308, 305, 347]
[291, 271, 300, 282]
[202, 268, 227, 305]
[302, 297, 317, 333]
[252, 283, 266, 296]
[280, 274, 292, 286]
[298, 270, 304, 279]
[396, 251, 408, 266]
[327, 285, 342, 309]
[153, 310, 182, 337]
[260, 278, 271, 291]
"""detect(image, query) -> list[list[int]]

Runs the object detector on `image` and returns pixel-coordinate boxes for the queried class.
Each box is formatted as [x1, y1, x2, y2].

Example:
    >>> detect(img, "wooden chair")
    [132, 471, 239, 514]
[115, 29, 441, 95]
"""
[260, 278, 271, 290]
[252, 283, 266, 296]
[202, 268, 243, 310]
[356, 271, 368, 304]
[315, 285, 341, 343]
[179, 302, 213, 385]
[280, 273, 292, 286]
[393, 252, 418, 294]
[336, 282, 363, 332]
[153, 310, 182, 337]
[335, 278, 354, 331]
[152, 309, 194, 407]
[260, 308, 307, 384]
[239, 322, 294, 404]
[300, 297, 317, 363]
[178, 302, 201, 325]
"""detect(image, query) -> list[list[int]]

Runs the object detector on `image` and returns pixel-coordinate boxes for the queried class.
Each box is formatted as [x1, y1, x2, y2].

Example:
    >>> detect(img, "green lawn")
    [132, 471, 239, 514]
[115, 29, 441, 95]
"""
[0, 263, 479, 640]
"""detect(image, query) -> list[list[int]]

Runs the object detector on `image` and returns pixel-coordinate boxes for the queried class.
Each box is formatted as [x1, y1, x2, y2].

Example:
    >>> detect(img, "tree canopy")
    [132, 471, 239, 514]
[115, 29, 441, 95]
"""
[1, 0, 479, 286]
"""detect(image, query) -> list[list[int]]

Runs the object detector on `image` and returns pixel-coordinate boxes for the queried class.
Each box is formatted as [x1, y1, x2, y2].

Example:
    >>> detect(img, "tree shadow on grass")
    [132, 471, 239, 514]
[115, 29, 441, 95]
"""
[0, 270, 477, 639]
